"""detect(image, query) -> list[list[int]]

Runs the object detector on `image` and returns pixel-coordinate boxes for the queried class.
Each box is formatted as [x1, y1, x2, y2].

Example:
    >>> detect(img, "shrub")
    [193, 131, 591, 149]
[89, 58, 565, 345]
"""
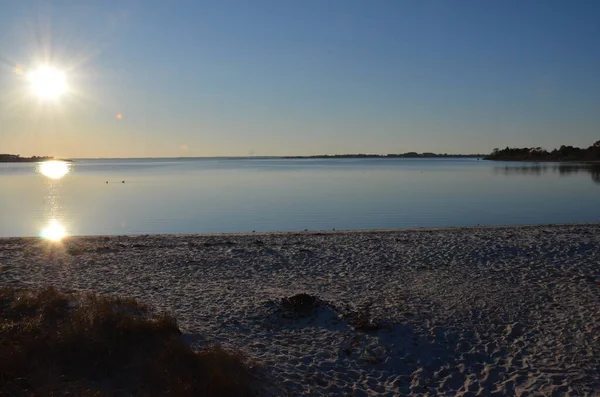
[0, 286, 255, 396]
[280, 293, 320, 316]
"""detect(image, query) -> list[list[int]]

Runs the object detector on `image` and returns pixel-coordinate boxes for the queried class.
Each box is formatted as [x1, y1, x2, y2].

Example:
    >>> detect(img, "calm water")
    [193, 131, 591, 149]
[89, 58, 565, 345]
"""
[1, 158, 599, 238]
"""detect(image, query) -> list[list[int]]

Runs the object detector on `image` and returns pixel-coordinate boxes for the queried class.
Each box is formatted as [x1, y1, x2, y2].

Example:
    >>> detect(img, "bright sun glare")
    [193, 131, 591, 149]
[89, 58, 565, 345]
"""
[38, 161, 70, 179]
[41, 219, 67, 242]
[27, 65, 68, 100]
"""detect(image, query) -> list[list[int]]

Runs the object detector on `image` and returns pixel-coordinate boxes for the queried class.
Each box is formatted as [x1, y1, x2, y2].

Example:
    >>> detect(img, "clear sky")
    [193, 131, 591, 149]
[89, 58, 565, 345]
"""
[1, 0, 599, 158]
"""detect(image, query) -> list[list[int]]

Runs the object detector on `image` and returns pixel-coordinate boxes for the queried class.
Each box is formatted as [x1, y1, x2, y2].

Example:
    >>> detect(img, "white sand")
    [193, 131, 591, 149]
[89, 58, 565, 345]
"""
[1, 224, 599, 396]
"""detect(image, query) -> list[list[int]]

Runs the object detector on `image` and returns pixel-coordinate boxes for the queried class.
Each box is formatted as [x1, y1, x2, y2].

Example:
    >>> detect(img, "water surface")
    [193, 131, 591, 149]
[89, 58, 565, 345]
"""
[1, 158, 599, 238]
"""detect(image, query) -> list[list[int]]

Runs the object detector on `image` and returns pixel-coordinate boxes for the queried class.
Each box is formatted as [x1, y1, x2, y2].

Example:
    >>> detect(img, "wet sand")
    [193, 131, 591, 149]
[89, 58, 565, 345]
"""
[1, 224, 599, 396]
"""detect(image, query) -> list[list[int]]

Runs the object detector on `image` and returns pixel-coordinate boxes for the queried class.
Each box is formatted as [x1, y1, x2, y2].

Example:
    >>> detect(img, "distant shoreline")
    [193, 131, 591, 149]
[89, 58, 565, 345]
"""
[2, 153, 485, 161]
[0, 155, 54, 163]
[0, 159, 74, 163]
[66, 155, 484, 161]
[0, 154, 77, 163]
[484, 142, 600, 162]
[283, 153, 483, 159]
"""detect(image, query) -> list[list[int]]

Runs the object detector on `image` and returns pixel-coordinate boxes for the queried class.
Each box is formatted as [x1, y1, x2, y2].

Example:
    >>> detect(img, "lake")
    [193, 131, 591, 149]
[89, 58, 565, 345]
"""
[1, 158, 599, 238]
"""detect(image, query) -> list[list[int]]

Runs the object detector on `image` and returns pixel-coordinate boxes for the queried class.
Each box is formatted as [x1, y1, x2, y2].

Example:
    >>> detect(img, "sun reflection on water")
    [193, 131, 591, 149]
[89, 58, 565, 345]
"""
[38, 161, 71, 179]
[41, 219, 67, 242]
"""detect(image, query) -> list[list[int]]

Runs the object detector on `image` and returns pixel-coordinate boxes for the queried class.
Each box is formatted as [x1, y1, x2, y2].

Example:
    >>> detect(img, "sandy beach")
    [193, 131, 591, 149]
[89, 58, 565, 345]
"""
[1, 224, 599, 396]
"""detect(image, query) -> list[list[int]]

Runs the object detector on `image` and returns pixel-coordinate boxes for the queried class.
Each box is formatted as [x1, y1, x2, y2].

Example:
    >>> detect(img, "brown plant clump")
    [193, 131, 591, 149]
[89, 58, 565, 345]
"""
[0, 286, 255, 396]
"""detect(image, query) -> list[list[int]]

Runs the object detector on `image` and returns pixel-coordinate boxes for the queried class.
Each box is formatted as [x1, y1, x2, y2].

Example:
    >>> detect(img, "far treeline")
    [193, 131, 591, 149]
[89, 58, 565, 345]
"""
[0, 154, 53, 162]
[284, 153, 482, 159]
[485, 141, 600, 162]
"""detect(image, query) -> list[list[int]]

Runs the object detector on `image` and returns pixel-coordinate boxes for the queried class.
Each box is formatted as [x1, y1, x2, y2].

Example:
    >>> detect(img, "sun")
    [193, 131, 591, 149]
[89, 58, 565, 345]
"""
[27, 65, 68, 100]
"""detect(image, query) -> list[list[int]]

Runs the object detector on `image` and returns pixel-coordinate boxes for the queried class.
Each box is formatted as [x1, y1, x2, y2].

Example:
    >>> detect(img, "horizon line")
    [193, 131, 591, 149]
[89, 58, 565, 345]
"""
[66, 153, 486, 160]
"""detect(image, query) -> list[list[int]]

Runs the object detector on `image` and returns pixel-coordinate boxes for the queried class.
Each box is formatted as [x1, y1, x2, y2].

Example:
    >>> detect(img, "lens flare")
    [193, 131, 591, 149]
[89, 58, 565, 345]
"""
[41, 219, 67, 242]
[38, 161, 70, 179]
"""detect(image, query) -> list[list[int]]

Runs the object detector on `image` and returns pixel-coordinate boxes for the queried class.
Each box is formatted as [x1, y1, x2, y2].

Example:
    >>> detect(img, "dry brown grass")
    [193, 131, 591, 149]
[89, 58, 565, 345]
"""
[0, 286, 255, 396]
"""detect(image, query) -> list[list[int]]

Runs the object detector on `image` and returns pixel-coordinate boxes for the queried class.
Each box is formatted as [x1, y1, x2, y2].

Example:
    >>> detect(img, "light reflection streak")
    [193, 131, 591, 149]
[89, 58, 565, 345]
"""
[40, 219, 66, 242]
[38, 161, 71, 179]
[37, 161, 71, 241]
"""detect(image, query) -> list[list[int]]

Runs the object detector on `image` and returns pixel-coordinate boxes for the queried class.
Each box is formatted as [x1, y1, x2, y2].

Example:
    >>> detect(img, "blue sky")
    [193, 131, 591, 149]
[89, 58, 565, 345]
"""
[1, 0, 599, 157]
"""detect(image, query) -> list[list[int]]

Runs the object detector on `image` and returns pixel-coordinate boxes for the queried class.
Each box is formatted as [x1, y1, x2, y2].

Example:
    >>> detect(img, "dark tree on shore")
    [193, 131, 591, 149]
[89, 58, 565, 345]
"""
[0, 154, 52, 162]
[485, 141, 600, 162]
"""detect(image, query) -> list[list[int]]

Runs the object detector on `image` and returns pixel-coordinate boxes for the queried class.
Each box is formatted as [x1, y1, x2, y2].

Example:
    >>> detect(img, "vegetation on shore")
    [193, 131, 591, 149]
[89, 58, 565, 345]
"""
[284, 152, 482, 159]
[485, 141, 600, 161]
[0, 154, 54, 162]
[0, 286, 255, 396]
